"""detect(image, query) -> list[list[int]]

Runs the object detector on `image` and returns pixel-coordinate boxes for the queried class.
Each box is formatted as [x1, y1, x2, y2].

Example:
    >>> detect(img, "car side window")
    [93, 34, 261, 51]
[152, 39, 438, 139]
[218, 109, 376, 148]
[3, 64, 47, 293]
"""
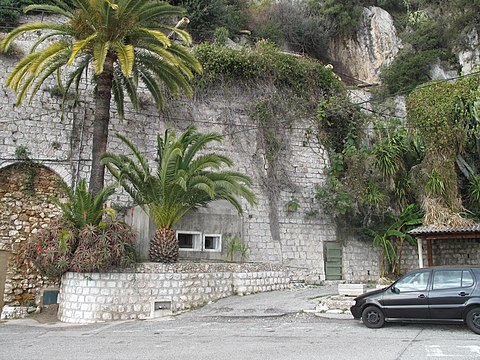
[462, 270, 474, 287]
[395, 271, 429, 292]
[432, 270, 474, 290]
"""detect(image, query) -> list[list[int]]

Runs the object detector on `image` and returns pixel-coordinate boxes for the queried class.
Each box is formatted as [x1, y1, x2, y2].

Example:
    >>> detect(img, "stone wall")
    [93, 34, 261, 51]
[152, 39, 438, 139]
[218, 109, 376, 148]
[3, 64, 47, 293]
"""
[1, 16, 336, 284]
[58, 263, 290, 323]
[343, 235, 423, 283]
[431, 239, 480, 266]
[341, 235, 480, 282]
[0, 164, 64, 306]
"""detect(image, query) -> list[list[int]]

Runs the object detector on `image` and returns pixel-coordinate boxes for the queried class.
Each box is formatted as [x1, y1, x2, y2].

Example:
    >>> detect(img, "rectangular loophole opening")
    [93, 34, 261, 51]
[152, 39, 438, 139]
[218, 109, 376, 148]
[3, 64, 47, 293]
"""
[203, 234, 222, 252]
[177, 231, 202, 251]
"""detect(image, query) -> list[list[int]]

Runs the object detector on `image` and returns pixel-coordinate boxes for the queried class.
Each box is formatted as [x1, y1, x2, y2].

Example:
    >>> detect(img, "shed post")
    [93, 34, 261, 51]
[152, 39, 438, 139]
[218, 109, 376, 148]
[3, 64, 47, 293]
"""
[417, 238, 424, 268]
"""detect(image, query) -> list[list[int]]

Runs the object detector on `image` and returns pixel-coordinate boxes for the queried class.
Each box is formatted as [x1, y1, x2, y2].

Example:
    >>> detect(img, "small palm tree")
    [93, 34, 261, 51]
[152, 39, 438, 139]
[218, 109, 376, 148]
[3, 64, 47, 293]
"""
[51, 178, 115, 228]
[0, 0, 202, 196]
[102, 126, 257, 262]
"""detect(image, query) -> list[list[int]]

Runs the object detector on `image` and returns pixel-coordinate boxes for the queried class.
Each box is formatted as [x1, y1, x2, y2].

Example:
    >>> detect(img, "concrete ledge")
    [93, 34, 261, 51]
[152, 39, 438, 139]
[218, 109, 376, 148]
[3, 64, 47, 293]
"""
[338, 283, 366, 296]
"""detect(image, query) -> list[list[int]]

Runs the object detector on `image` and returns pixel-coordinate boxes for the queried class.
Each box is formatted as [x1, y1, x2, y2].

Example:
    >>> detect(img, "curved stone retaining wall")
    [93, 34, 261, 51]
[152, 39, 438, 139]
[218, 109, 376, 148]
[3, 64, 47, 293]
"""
[58, 262, 290, 323]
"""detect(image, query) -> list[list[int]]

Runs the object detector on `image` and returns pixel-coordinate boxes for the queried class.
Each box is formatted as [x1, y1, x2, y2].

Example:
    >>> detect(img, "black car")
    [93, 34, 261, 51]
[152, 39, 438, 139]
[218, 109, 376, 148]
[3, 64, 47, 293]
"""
[350, 267, 480, 334]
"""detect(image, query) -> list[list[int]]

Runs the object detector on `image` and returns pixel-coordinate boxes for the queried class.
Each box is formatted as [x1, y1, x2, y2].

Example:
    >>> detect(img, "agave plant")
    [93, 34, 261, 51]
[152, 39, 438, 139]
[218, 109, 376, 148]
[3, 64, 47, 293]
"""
[102, 126, 257, 263]
[21, 179, 136, 278]
[20, 219, 78, 280]
[70, 218, 136, 272]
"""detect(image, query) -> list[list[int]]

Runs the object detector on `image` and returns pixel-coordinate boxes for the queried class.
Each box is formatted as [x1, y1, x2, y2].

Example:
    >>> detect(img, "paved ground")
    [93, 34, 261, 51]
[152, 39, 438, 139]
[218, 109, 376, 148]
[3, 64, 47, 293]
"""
[180, 284, 342, 319]
[2, 285, 480, 360]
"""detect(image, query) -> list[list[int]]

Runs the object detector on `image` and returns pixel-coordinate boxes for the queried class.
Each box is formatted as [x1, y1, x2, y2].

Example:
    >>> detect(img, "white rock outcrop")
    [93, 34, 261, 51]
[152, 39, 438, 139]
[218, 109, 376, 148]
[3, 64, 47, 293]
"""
[328, 6, 401, 85]
[458, 29, 480, 75]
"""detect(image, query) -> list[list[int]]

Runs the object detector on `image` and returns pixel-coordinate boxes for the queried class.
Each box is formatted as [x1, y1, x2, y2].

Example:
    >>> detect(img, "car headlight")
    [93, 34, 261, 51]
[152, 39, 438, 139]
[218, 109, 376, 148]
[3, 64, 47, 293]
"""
[351, 299, 357, 306]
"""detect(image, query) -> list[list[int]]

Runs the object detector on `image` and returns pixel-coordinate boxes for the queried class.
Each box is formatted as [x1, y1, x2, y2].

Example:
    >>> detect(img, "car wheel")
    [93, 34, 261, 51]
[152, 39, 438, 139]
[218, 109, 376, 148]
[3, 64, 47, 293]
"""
[361, 306, 385, 329]
[466, 307, 480, 335]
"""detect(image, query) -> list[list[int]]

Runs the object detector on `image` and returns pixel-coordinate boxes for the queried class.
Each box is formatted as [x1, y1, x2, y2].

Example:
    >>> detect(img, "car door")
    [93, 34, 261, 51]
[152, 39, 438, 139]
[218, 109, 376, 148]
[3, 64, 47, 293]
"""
[428, 269, 475, 320]
[381, 269, 431, 319]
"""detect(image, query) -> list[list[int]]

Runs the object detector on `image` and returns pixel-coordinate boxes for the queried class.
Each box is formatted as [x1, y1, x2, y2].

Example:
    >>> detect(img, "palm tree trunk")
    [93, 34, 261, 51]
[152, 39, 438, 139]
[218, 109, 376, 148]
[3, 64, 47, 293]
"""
[150, 227, 179, 263]
[89, 55, 115, 196]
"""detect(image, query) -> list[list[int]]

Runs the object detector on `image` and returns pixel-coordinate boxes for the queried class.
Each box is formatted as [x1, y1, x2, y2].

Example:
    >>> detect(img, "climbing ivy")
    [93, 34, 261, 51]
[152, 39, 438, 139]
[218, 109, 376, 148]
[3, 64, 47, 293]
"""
[14, 145, 37, 195]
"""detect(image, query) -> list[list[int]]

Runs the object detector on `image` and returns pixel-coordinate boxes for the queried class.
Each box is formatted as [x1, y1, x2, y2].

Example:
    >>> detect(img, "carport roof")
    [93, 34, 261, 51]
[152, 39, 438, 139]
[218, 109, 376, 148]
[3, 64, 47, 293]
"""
[409, 225, 480, 239]
[408, 224, 480, 268]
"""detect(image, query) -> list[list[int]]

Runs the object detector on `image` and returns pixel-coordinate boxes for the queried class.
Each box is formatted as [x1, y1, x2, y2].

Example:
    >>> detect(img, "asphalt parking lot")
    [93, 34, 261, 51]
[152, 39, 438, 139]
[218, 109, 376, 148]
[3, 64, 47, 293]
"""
[1, 286, 479, 360]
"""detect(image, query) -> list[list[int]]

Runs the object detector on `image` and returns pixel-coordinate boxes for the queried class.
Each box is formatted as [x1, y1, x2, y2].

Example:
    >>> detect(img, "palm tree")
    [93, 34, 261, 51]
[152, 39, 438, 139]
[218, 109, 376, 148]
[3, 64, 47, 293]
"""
[102, 126, 257, 262]
[0, 0, 202, 196]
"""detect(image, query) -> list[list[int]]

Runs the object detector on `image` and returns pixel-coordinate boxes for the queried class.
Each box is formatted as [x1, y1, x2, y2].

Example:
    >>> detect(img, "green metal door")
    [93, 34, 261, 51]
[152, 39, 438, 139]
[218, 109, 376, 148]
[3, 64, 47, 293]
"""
[325, 242, 342, 280]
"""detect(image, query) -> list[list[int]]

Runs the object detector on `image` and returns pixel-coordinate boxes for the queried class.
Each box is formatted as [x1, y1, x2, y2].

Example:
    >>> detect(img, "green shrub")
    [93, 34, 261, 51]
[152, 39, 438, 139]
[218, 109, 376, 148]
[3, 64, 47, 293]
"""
[306, 0, 363, 36]
[380, 18, 457, 95]
[0, 0, 53, 28]
[194, 41, 342, 95]
[213, 26, 229, 45]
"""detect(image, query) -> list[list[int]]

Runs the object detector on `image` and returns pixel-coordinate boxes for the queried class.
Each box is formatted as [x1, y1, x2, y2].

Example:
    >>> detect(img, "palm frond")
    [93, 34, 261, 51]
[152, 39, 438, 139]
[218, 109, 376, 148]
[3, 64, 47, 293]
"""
[163, 26, 192, 45]
[5, 52, 40, 90]
[103, 127, 257, 228]
[0, 23, 67, 52]
[167, 43, 203, 75]
[31, 41, 69, 76]
[29, 51, 70, 104]
[51, 178, 115, 228]
[24, 4, 73, 18]
[135, 3, 184, 25]
[93, 41, 110, 74]
[69, 33, 97, 66]
[137, 68, 164, 111]
[135, 28, 171, 47]
[63, 54, 90, 101]
[31, 31, 70, 52]
[113, 42, 134, 77]
[111, 73, 126, 118]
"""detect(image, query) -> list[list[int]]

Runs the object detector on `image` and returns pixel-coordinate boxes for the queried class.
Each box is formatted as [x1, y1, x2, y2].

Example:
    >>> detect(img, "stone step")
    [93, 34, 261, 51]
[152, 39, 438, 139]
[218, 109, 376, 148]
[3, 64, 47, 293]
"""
[337, 283, 367, 296]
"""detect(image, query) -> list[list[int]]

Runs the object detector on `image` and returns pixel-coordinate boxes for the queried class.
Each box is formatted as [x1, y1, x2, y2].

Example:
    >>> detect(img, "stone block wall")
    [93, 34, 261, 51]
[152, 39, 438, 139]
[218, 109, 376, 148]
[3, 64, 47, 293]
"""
[341, 235, 480, 282]
[342, 236, 382, 283]
[58, 263, 290, 323]
[0, 164, 64, 306]
[431, 239, 480, 266]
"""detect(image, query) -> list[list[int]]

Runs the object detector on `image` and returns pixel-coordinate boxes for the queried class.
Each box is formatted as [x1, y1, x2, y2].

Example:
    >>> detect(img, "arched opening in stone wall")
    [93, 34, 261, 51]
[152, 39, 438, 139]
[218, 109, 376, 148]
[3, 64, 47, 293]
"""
[0, 163, 66, 307]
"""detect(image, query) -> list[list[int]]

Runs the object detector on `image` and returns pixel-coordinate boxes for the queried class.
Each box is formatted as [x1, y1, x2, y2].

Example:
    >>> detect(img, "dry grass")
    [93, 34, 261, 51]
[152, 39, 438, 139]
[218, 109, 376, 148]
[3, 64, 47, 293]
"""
[422, 196, 476, 228]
